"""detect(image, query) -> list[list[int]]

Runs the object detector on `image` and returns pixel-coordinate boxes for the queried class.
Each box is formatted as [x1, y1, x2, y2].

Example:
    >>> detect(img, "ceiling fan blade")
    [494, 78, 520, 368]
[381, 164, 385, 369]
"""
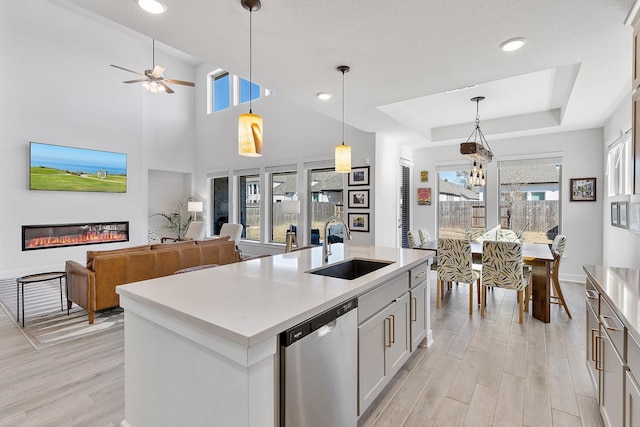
[122, 79, 148, 84]
[110, 64, 145, 76]
[165, 78, 195, 87]
[151, 65, 165, 78]
[159, 81, 174, 94]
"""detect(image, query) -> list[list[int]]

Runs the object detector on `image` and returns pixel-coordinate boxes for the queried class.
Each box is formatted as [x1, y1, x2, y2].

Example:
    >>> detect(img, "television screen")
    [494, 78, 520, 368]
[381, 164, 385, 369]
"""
[29, 142, 127, 193]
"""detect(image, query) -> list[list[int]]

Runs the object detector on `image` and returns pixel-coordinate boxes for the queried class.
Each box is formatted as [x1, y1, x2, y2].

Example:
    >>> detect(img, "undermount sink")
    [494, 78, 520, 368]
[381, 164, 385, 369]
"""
[307, 258, 394, 280]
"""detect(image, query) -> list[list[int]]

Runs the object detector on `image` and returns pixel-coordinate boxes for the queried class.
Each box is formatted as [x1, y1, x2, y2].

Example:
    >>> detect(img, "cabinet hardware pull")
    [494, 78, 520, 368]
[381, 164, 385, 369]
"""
[595, 335, 604, 371]
[600, 315, 623, 332]
[585, 290, 599, 299]
[415, 271, 426, 279]
[390, 314, 395, 344]
[411, 297, 417, 322]
[385, 317, 391, 348]
[591, 329, 598, 361]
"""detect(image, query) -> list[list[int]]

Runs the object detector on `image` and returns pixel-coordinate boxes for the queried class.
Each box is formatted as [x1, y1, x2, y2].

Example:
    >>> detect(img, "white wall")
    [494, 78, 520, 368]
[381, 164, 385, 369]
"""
[603, 93, 640, 268]
[411, 128, 604, 281]
[193, 63, 377, 253]
[0, 0, 196, 277]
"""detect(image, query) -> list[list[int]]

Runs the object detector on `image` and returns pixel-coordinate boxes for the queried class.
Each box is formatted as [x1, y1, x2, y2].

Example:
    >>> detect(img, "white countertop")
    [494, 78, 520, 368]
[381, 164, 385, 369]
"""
[116, 244, 434, 347]
[584, 264, 640, 343]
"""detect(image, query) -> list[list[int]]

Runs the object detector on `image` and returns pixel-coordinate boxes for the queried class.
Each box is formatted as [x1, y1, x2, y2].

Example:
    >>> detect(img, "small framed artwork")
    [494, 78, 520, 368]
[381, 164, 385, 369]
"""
[348, 213, 370, 232]
[619, 201, 628, 229]
[348, 166, 370, 186]
[417, 187, 431, 205]
[348, 189, 370, 209]
[611, 202, 619, 226]
[570, 177, 596, 202]
[420, 171, 428, 182]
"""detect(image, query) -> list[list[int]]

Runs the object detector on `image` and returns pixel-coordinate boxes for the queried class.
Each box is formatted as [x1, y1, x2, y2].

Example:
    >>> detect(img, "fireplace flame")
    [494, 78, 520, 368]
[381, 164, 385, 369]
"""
[26, 231, 128, 249]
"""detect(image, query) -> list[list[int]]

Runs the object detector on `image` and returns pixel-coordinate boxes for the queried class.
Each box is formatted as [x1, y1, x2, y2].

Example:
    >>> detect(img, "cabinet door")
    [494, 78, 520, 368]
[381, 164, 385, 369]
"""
[601, 332, 625, 427]
[586, 301, 600, 393]
[634, 89, 640, 193]
[410, 280, 427, 351]
[387, 293, 410, 374]
[627, 371, 640, 427]
[358, 306, 389, 415]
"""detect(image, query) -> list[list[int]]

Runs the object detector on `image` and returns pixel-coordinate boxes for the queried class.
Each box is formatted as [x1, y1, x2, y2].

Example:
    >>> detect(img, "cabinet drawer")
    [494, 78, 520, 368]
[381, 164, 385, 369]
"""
[358, 272, 408, 324]
[600, 297, 626, 358]
[585, 278, 599, 315]
[629, 334, 640, 375]
[410, 262, 428, 289]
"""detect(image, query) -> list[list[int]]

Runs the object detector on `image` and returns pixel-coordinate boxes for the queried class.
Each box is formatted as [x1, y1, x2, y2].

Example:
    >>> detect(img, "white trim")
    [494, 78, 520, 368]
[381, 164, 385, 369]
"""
[496, 151, 563, 164]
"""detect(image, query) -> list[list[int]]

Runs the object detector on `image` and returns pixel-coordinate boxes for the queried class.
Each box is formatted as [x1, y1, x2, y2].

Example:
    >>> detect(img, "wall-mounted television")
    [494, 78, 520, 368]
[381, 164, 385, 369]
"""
[29, 142, 127, 193]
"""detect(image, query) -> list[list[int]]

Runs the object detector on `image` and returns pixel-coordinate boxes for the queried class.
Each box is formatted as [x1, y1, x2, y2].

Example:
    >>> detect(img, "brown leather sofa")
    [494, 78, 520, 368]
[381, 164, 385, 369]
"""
[65, 238, 239, 323]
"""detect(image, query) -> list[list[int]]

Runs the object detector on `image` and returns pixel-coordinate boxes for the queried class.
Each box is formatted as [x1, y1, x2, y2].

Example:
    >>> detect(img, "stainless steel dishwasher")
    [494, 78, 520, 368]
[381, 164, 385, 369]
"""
[280, 297, 358, 427]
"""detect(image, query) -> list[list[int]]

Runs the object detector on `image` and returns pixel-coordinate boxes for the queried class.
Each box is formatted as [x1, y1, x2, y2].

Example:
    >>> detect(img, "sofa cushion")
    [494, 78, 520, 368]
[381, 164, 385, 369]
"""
[125, 252, 158, 284]
[195, 236, 230, 245]
[87, 245, 150, 269]
[154, 249, 182, 277]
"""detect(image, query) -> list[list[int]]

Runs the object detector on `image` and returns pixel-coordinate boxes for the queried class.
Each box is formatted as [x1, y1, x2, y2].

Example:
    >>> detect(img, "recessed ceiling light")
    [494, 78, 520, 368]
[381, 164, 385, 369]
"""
[317, 92, 332, 100]
[500, 37, 526, 52]
[137, 0, 167, 14]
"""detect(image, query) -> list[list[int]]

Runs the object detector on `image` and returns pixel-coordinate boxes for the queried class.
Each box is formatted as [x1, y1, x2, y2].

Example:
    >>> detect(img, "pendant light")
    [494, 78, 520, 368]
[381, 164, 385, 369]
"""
[238, 0, 263, 157]
[460, 96, 493, 186]
[335, 65, 351, 173]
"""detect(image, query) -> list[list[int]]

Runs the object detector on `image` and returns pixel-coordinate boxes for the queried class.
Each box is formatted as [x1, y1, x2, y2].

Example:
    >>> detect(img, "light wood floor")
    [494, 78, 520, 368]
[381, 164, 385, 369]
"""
[359, 273, 603, 427]
[0, 273, 600, 427]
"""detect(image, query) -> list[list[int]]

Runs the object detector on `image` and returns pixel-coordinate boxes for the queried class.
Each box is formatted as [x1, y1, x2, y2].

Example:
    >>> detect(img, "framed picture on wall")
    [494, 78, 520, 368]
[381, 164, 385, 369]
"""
[348, 189, 370, 209]
[348, 213, 370, 232]
[570, 177, 596, 202]
[611, 202, 619, 226]
[417, 187, 431, 205]
[348, 166, 370, 186]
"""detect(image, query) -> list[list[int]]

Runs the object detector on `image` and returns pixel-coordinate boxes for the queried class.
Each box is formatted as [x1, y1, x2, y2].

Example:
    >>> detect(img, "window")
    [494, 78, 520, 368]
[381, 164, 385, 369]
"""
[498, 158, 561, 244]
[239, 78, 260, 104]
[607, 129, 632, 196]
[239, 174, 260, 241]
[210, 176, 229, 236]
[271, 172, 297, 244]
[437, 167, 486, 239]
[309, 168, 344, 245]
[213, 72, 230, 112]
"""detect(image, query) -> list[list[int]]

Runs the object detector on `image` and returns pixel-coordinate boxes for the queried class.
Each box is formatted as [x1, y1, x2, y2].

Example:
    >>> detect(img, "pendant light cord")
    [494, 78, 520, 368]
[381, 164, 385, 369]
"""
[249, 9, 253, 114]
[342, 69, 345, 145]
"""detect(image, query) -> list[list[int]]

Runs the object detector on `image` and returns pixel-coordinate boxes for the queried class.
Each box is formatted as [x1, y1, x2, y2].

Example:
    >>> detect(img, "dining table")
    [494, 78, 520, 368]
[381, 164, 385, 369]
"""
[418, 240, 555, 323]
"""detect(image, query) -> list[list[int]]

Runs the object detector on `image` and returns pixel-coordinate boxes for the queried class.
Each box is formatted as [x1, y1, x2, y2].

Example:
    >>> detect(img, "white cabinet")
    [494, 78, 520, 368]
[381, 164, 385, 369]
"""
[627, 371, 640, 427]
[358, 293, 409, 414]
[410, 280, 428, 351]
[600, 331, 625, 427]
[586, 299, 600, 392]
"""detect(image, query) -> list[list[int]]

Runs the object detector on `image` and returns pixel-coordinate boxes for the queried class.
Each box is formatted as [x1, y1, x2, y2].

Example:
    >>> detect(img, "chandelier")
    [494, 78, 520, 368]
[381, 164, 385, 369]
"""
[460, 96, 493, 186]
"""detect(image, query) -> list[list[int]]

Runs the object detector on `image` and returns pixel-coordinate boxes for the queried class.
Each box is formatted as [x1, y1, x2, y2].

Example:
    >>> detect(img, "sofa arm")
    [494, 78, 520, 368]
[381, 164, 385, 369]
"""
[65, 260, 95, 318]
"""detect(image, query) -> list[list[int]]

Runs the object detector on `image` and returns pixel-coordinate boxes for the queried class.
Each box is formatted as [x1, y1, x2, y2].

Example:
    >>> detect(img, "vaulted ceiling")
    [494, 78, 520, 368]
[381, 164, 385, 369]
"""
[56, 0, 635, 148]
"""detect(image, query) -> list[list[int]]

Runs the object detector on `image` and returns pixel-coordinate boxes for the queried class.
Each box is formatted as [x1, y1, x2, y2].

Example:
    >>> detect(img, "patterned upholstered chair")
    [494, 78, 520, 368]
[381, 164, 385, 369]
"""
[417, 228, 431, 245]
[496, 229, 522, 242]
[407, 230, 419, 248]
[436, 238, 481, 314]
[466, 228, 488, 243]
[481, 240, 531, 323]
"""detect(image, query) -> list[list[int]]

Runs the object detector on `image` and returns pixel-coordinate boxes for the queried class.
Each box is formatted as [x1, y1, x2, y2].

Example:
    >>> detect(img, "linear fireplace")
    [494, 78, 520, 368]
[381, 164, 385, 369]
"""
[22, 221, 129, 251]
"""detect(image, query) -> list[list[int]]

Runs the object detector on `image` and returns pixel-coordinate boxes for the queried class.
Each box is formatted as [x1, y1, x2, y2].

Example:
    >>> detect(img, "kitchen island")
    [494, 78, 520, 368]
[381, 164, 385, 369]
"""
[116, 244, 434, 427]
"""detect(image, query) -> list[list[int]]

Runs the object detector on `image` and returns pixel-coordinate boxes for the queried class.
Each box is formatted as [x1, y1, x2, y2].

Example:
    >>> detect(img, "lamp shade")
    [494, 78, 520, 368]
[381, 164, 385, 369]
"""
[238, 113, 263, 156]
[281, 200, 301, 215]
[335, 144, 351, 173]
[187, 201, 203, 213]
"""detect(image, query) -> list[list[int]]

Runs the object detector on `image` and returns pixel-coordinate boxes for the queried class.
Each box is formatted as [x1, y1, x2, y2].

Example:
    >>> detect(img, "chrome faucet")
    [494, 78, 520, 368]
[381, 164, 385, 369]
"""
[323, 215, 352, 263]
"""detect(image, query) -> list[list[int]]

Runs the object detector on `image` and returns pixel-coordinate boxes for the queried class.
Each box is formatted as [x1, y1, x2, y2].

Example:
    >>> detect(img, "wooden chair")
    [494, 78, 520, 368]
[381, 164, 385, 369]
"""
[436, 238, 481, 314]
[481, 240, 531, 323]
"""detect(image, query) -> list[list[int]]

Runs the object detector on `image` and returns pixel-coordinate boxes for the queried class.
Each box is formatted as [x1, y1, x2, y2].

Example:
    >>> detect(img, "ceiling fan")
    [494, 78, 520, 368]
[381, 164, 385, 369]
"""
[110, 39, 195, 94]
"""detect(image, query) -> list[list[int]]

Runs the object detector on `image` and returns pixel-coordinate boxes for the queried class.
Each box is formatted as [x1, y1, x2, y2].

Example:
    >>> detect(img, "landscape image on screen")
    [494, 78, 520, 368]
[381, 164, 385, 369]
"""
[30, 142, 127, 193]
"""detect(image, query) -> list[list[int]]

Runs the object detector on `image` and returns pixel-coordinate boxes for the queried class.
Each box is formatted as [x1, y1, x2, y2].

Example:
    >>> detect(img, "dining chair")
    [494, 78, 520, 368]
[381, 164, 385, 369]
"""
[407, 230, 419, 248]
[219, 223, 243, 243]
[481, 240, 531, 323]
[161, 221, 206, 242]
[436, 238, 481, 314]
[550, 235, 571, 318]
[496, 229, 522, 242]
[417, 228, 431, 245]
[466, 228, 488, 243]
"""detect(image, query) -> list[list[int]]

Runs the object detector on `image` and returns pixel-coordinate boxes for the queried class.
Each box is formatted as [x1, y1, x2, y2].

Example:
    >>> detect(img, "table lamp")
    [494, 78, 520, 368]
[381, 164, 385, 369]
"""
[188, 201, 203, 221]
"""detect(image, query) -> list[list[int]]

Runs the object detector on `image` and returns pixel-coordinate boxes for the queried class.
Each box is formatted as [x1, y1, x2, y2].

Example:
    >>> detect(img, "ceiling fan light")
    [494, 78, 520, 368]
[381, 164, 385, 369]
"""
[238, 113, 263, 157]
[137, 0, 167, 14]
[335, 143, 351, 173]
